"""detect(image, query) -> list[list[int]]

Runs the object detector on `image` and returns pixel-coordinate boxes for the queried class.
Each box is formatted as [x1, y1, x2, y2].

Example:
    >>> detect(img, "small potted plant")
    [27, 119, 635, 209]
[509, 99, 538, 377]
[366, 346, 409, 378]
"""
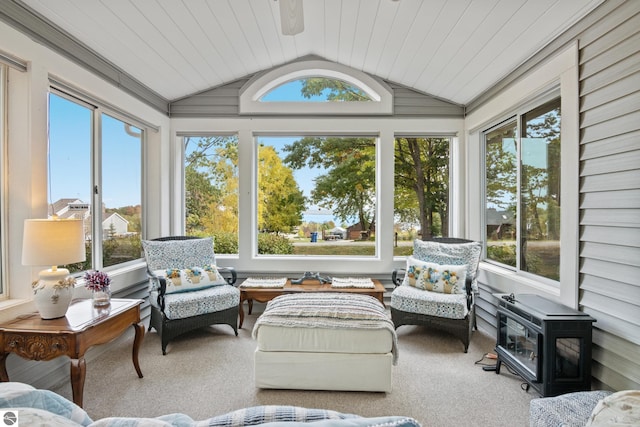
[84, 270, 111, 307]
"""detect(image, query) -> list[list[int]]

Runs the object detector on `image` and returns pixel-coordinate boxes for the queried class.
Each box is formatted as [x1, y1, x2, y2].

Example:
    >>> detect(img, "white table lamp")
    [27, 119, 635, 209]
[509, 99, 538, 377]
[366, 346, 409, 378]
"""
[22, 218, 86, 319]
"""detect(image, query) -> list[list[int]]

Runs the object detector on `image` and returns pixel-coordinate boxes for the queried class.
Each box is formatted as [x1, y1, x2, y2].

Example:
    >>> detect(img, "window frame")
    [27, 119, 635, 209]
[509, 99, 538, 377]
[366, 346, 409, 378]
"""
[0, 65, 6, 298]
[466, 43, 580, 308]
[239, 59, 394, 115]
[482, 94, 561, 286]
[252, 132, 380, 259]
[173, 118, 465, 277]
[48, 87, 146, 273]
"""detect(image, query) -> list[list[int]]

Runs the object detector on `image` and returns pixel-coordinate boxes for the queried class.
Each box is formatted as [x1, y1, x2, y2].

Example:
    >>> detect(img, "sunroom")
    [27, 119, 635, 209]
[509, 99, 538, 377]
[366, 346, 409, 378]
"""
[0, 0, 637, 402]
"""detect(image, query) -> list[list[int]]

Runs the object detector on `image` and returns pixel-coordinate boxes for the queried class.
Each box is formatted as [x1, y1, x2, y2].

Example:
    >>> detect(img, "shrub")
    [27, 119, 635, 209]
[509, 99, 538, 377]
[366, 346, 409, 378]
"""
[211, 232, 238, 254]
[258, 233, 294, 254]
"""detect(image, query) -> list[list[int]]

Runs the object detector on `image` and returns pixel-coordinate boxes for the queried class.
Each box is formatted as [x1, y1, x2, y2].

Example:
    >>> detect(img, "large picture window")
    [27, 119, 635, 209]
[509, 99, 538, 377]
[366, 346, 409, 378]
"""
[484, 98, 561, 281]
[256, 135, 377, 257]
[49, 91, 143, 273]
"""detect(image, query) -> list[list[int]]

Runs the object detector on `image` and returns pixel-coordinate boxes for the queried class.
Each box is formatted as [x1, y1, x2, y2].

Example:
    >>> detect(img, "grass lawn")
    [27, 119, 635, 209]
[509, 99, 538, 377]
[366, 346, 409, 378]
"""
[292, 244, 414, 256]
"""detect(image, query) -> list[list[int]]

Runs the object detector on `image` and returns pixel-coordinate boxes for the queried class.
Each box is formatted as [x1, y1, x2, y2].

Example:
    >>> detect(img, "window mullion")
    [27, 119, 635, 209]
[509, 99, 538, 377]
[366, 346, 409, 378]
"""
[92, 109, 103, 269]
[515, 116, 522, 272]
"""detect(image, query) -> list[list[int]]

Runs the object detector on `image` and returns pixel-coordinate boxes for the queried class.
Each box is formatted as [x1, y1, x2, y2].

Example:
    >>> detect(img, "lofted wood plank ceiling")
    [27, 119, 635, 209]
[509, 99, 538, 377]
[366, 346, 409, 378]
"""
[21, 0, 603, 105]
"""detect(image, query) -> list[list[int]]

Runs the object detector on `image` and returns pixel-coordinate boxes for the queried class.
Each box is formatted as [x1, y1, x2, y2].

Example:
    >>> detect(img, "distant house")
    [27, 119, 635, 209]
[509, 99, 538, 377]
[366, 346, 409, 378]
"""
[347, 223, 375, 240]
[102, 212, 129, 237]
[323, 226, 346, 240]
[486, 208, 515, 240]
[49, 199, 131, 239]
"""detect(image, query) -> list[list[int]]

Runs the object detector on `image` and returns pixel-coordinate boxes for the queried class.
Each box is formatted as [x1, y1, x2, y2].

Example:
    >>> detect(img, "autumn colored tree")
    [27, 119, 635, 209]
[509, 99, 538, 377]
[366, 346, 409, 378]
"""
[184, 136, 238, 236]
[257, 145, 306, 233]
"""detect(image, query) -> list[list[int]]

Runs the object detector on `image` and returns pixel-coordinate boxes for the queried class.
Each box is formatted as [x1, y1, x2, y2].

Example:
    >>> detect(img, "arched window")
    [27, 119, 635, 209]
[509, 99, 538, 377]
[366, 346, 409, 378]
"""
[260, 77, 374, 102]
[239, 59, 393, 115]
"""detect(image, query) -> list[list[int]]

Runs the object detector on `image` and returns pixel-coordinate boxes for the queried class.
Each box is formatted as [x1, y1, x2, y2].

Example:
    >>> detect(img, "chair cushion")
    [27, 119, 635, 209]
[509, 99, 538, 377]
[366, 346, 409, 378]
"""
[142, 238, 216, 271]
[413, 239, 482, 292]
[529, 390, 613, 427]
[402, 256, 467, 294]
[390, 285, 469, 319]
[152, 266, 228, 294]
[151, 285, 240, 319]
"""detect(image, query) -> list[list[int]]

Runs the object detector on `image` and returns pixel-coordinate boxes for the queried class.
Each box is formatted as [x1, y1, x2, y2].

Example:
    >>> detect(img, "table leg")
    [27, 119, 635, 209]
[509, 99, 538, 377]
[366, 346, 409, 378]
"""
[70, 358, 86, 408]
[239, 295, 245, 329]
[132, 322, 144, 378]
[0, 353, 9, 382]
[248, 299, 253, 314]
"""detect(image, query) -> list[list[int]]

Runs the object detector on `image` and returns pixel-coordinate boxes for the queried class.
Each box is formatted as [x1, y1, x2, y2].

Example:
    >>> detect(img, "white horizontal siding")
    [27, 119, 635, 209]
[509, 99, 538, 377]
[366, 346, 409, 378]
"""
[475, 0, 640, 392]
[578, 1, 640, 391]
[169, 73, 464, 118]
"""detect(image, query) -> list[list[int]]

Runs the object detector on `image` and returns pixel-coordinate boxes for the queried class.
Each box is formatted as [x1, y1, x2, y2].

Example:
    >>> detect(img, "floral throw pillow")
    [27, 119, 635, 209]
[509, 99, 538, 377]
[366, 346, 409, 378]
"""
[152, 265, 227, 294]
[402, 256, 468, 294]
[413, 239, 482, 291]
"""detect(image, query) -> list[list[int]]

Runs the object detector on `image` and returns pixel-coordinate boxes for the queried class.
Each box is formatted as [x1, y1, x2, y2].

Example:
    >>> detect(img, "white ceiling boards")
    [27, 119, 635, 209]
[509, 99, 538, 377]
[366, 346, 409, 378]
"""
[12, 0, 603, 108]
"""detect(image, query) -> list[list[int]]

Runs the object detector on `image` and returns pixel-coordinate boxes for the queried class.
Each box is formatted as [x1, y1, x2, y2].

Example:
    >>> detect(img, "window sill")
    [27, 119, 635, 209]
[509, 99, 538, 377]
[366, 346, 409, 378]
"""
[0, 299, 35, 323]
[478, 261, 560, 300]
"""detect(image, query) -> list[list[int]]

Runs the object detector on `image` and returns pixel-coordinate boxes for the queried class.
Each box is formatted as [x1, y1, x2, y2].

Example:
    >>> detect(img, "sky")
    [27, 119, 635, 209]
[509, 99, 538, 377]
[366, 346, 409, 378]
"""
[49, 94, 142, 209]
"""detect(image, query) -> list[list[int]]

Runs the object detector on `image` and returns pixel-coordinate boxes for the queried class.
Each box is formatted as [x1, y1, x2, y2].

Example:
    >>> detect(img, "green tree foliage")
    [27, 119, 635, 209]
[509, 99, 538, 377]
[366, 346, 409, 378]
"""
[258, 145, 306, 233]
[185, 136, 238, 236]
[282, 136, 376, 233]
[522, 105, 561, 241]
[394, 138, 449, 239]
[300, 78, 370, 101]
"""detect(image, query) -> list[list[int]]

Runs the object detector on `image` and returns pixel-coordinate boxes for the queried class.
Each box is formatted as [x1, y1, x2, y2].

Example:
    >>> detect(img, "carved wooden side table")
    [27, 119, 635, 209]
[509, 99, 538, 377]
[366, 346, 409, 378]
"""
[0, 298, 144, 407]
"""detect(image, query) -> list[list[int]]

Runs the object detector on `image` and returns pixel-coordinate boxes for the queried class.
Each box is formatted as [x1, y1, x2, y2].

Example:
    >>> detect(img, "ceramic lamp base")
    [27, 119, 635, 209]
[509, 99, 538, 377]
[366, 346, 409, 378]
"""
[32, 268, 74, 319]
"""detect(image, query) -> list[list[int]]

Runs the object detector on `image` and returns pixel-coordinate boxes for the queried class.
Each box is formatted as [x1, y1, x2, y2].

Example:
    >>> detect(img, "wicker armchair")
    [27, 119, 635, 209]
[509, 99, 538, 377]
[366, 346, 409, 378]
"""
[142, 236, 239, 354]
[390, 238, 482, 352]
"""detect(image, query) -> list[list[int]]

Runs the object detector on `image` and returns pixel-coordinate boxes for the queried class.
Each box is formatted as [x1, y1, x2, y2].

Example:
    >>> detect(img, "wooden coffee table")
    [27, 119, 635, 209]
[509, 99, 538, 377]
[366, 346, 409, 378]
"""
[238, 279, 386, 328]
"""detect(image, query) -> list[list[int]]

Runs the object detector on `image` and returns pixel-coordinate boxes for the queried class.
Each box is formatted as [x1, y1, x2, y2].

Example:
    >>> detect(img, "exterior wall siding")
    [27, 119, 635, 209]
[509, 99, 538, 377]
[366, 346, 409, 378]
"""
[169, 76, 464, 118]
[475, 0, 640, 392]
[578, 1, 640, 391]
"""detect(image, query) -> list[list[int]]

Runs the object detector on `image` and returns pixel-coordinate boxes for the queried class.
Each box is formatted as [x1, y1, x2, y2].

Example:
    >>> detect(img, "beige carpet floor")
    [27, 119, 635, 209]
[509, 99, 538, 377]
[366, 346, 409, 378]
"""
[52, 310, 537, 426]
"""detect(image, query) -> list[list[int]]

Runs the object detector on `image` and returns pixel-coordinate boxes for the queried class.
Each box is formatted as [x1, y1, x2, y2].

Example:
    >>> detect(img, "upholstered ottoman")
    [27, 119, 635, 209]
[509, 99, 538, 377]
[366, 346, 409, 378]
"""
[252, 293, 398, 392]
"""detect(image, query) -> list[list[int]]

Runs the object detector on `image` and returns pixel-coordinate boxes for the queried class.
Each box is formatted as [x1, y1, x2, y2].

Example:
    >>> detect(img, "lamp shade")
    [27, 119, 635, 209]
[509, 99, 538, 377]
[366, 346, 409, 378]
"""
[22, 219, 86, 267]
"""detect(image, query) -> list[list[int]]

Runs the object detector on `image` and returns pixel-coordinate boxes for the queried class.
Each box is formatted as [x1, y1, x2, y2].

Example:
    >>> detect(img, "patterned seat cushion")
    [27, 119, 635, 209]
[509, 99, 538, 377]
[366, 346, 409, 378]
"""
[151, 284, 240, 320]
[529, 390, 613, 427]
[390, 285, 468, 320]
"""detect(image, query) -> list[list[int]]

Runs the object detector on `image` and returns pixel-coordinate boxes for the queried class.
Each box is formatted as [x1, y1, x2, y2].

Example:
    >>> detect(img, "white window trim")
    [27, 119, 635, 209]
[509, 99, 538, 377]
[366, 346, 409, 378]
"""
[465, 42, 580, 309]
[0, 65, 7, 299]
[239, 59, 394, 115]
[173, 117, 464, 276]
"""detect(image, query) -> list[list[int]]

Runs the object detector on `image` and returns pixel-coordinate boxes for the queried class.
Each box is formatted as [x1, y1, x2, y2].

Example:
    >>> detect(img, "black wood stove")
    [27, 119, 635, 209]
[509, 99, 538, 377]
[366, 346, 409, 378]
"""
[493, 293, 596, 397]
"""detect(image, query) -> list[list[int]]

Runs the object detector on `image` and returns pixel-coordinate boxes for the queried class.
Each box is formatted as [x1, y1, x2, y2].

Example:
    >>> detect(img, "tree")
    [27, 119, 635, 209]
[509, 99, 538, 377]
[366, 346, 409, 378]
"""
[282, 136, 377, 233]
[299, 78, 370, 102]
[184, 136, 238, 235]
[394, 138, 449, 239]
[258, 145, 306, 233]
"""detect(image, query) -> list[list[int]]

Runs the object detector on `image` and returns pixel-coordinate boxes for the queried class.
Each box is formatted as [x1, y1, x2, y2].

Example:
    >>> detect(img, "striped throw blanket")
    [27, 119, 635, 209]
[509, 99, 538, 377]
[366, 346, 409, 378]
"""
[252, 293, 399, 364]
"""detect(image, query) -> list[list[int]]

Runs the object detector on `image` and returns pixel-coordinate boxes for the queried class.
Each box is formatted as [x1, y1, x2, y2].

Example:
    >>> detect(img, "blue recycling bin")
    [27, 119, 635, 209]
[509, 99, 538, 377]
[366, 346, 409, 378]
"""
[310, 232, 318, 242]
